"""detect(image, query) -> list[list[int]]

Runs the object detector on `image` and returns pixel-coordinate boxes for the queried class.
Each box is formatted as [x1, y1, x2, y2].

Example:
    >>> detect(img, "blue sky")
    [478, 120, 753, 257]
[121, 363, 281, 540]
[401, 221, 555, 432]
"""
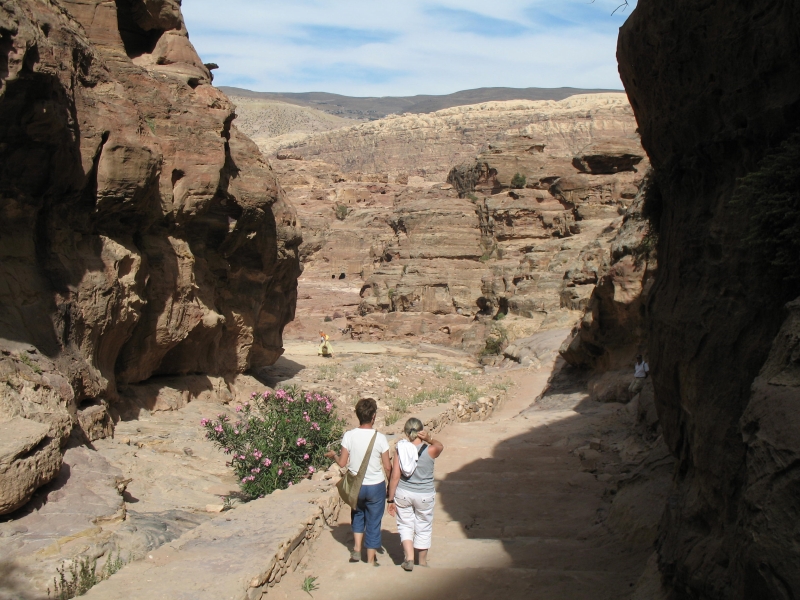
[182, 1, 636, 96]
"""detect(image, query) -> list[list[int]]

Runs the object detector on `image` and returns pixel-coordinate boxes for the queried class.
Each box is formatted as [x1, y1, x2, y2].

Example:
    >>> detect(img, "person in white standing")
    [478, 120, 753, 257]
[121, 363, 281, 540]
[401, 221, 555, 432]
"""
[628, 354, 650, 399]
[325, 398, 390, 565]
[387, 417, 444, 571]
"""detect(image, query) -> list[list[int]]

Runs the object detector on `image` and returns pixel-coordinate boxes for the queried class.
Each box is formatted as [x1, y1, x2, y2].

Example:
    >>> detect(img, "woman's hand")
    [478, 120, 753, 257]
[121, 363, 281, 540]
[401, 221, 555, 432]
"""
[387, 503, 396, 517]
[416, 430, 430, 442]
[324, 450, 336, 459]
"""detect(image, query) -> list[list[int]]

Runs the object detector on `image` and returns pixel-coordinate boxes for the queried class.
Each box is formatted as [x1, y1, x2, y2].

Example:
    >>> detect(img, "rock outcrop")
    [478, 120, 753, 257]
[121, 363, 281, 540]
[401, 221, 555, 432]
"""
[262, 94, 640, 181]
[271, 95, 647, 356]
[0, 0, 300, 514]
[618, 1, 800, 598]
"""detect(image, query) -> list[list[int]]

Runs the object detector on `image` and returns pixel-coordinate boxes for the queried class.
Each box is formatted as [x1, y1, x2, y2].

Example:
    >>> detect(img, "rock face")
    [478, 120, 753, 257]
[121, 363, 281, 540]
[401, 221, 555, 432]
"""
[263, 94, 640, 181]
[271, 96, 647, 352]
[0, 0, 300, 513]
[559, 190, 655, 372]
[618, 1, 800, 598]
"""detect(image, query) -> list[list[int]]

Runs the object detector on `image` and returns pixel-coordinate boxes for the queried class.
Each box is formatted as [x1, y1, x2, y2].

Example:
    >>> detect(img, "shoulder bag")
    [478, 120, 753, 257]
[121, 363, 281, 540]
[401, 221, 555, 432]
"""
[336, 431, 377, 510]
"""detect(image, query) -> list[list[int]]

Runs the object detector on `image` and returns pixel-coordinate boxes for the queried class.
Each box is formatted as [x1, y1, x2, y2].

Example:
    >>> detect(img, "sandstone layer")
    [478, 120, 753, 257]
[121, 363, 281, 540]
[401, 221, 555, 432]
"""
[0, 0, 300, 514]
[272, 95, 647, 358]
[261, 94, 639, 180]
[618, 1, 800, 598]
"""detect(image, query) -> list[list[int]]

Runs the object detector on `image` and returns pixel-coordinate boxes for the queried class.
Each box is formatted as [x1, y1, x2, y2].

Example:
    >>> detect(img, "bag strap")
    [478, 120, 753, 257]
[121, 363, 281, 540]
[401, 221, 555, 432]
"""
[418, 443, 428, 457]
[355, 431, 378, 481]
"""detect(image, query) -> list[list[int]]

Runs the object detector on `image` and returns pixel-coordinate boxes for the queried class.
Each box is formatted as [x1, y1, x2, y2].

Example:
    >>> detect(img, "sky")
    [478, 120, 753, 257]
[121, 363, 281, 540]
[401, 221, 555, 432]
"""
[181, 0, 636, 97]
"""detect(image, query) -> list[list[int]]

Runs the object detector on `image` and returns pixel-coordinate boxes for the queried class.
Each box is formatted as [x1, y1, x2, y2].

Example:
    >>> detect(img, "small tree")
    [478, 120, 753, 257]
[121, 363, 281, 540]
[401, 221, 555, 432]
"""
[510, 173, 527, 189]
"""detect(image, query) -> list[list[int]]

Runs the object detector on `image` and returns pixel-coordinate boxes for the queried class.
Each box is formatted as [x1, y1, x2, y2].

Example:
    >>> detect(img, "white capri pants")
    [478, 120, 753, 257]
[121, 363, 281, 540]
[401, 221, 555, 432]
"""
[394, 488, 435, 549]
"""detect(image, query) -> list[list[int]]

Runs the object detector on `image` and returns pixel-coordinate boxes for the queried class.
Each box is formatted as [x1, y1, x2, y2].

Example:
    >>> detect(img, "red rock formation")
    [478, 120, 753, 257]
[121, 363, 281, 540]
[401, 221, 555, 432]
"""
[618, 0, 800, 597]
[0, 0, 300, 514]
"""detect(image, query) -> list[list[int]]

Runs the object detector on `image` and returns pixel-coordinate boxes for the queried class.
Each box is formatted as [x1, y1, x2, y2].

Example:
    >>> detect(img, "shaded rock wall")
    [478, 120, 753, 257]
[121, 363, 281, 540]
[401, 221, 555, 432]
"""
[0, 0, 300, 514]
[618, 0, 800, 597]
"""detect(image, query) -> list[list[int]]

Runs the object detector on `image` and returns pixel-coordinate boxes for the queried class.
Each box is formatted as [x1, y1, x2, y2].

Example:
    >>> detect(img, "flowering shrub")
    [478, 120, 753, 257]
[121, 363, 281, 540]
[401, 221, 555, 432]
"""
[202, 387, 344, 498]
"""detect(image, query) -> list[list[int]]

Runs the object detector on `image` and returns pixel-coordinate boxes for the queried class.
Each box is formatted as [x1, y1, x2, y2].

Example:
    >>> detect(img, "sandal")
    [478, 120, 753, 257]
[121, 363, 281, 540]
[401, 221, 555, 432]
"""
[372, 559, 380, 567]
[401, 560, 414, 572]
[349, 550, 360, 562]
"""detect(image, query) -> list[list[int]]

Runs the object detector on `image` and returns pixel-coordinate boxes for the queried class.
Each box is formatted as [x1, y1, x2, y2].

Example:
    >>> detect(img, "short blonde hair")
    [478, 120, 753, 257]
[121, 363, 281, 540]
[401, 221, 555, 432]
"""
[403, 418, 423, 441]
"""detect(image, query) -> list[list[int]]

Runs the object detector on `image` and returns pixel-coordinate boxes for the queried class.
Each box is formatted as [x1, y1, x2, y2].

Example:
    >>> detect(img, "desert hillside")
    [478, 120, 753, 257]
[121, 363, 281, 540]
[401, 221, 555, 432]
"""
[260, 93, 638, 179]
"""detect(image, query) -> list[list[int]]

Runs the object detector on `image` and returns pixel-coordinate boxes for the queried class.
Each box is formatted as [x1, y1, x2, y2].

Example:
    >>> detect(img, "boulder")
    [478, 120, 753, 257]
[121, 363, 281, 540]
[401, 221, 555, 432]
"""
[0, 418, 62, 514]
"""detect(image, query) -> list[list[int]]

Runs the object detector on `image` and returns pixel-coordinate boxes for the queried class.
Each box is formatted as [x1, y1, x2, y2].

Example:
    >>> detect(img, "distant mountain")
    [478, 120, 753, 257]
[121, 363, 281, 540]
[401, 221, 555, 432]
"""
[218, 86, 624, 121]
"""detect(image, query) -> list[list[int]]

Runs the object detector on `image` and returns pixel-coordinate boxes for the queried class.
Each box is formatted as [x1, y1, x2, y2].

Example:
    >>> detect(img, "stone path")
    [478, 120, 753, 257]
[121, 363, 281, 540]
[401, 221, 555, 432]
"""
[270, 367, 652, 600]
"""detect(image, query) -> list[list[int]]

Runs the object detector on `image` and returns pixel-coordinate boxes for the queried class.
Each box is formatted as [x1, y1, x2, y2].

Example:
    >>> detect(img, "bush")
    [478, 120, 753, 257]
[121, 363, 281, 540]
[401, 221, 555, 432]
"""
[510, 173, 527, 189]
[323, 316, 332, 322]
[202, 388, 344, 498]
[334, 204, 349, 220]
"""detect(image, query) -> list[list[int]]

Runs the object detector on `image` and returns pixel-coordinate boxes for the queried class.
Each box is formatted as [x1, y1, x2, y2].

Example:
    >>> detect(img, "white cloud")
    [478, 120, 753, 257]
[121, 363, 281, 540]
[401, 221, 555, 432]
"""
[181, 0, 635, 96]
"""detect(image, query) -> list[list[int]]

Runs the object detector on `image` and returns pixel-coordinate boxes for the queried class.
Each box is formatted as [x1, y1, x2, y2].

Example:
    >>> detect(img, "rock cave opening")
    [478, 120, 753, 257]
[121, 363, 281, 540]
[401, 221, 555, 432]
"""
[115, 0, 164, 60]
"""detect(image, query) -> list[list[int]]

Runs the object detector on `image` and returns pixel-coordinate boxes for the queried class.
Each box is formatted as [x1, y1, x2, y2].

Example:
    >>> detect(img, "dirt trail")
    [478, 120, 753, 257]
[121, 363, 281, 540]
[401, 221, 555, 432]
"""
[270, 353, 654, 600]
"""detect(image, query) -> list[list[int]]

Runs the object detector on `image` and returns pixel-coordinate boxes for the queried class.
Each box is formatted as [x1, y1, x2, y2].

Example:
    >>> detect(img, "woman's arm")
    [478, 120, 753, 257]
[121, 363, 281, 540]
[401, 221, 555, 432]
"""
[381, 450, 391, 480]
[324, 447, 349, 468]
[417, 431, 444, 459]
[386, 450, 402, 515]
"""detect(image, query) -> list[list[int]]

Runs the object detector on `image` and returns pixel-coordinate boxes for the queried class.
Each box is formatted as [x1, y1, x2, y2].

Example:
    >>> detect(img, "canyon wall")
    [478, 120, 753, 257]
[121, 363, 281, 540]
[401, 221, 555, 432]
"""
[260, 94, 639, 181]
[0, 0, 300, 514]
[618, 1, 800, 598]
[270, 96, 648, 356]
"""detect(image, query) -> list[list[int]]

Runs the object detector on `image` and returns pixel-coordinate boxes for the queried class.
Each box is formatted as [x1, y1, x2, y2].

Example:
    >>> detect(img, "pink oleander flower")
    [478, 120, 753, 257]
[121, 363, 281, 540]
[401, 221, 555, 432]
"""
[223, 448, 230, 454]
[263, 458, 272, 466]
[250, 392, 257, 398]
[296, 437, 306, 446]
[278, 468, 283, 475]
[262, 391, 270, 399]
[251, 467, 260, 474]
[253, 450, 262, 459]
[239, 454, 246, 460]
[248, 475, 255, 481]
[303, 413, 310, 422]
[284, 461, 290, 466]
[235, 405, 242, 412]
[288, 481, 293, 486]
[275, 389, 287, 400]
[303, 454, 309, 460]
[242, 477, 248, 483]
[311, 422, 320, 431]
[214, 425, 223, 433]
[234, 430, 239, 435]
[200, 418, 209, 426]
[308, 466, 315, 473]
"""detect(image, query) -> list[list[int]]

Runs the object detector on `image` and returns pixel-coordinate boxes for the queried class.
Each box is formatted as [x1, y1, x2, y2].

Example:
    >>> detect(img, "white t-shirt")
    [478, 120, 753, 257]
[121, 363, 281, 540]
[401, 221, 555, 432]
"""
[634, 361, 650, 378]
[341, 428, 389, 486]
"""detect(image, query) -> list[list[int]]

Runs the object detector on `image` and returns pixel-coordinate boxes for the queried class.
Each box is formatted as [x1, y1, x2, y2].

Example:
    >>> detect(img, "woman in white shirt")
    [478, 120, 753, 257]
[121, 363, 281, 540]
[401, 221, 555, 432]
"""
[326, 398, 391, 565]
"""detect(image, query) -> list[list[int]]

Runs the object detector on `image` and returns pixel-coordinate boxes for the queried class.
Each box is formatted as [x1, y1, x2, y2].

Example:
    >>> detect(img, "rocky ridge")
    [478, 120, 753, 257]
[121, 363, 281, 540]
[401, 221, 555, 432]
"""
[269, 95, 648, 359]
[260, 94, 639, 180]
[0, 0, 300, 515]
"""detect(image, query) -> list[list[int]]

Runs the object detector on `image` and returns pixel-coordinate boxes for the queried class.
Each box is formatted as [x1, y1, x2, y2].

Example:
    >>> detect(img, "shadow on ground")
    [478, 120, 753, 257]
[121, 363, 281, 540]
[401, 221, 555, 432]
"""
[251, 356, 307, 387]
[353, 363, 668, 600]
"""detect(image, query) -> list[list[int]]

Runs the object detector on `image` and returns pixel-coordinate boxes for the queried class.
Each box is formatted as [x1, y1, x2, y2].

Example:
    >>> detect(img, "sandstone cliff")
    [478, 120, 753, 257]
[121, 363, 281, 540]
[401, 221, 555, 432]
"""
[0, 0, 300, 514]
[618, 1, 800, 598]
[262, 94, 639, 181]
[271, 96, 647, 358]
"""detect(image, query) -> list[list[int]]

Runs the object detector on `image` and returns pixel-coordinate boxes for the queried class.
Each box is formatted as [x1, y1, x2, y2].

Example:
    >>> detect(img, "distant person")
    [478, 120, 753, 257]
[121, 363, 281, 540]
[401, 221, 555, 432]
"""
[325, 398, 390, 566]
[628, 354, 650, 399]
[318, 331, 333, 357]
[387, 418, 444, 571]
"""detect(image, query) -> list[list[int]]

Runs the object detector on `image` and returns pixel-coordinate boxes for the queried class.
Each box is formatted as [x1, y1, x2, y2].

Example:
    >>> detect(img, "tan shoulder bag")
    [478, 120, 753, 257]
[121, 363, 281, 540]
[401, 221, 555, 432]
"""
[336, 431, 377, 510]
